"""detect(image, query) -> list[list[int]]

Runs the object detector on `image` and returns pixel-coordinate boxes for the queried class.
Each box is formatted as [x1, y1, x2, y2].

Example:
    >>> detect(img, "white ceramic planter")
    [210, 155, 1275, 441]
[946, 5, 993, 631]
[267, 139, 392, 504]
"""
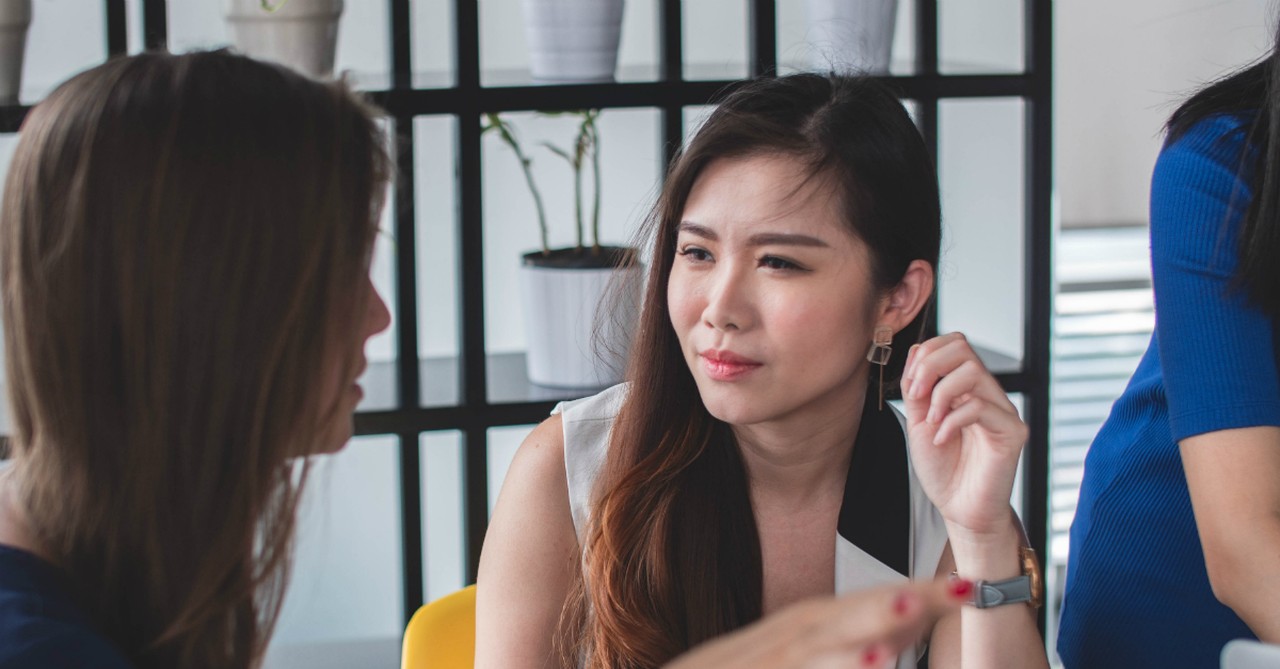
[0, 0, 31, 105]
[519, 260, 642, 388]
[806, 0, 898, 75]
[522, 0, 624, 83]
[225, 0, 343, 79]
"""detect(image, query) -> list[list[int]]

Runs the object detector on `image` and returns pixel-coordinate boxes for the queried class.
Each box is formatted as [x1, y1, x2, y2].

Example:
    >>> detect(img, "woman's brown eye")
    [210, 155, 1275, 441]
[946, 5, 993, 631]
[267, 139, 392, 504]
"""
[761, 256, 801, 270]
[679, 247, 711, 262]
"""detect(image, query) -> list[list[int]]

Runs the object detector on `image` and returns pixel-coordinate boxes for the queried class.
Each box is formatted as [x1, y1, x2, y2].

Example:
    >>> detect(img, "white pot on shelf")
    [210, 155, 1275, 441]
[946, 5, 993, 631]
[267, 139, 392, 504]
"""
[224, 0, 343, 79]
[806, 0, 898, 75]
[519, 247, 642, 389]
[0, 0, 31, 105]
[522, 0, 625, 83]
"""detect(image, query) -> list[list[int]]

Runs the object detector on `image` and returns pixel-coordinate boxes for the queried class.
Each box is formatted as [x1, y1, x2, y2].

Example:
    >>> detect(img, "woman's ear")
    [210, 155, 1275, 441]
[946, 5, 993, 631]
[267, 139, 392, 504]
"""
[877, 260, 935, 332]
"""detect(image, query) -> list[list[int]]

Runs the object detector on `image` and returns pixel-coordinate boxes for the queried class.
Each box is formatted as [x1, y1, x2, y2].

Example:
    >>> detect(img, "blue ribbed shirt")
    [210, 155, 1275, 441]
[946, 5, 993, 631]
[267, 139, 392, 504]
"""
[1057, 113, 1280, 668]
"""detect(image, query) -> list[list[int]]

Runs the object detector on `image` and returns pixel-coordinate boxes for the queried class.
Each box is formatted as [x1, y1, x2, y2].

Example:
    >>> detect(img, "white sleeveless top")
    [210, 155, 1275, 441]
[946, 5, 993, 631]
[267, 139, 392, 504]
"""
[553, 383, 950, 669]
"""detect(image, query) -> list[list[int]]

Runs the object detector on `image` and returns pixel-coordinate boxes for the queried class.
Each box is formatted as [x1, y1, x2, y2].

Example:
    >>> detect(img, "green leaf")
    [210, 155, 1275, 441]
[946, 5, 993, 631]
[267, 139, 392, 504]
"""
[542, 142, 574, 164]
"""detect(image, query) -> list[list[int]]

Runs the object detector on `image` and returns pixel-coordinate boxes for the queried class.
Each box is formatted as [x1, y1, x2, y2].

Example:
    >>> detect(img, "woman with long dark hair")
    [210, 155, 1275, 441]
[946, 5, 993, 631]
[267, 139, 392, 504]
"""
[0, 51, 391, 668]
[477, 73, 1049, 669]
[1058, 18, 1280, 669]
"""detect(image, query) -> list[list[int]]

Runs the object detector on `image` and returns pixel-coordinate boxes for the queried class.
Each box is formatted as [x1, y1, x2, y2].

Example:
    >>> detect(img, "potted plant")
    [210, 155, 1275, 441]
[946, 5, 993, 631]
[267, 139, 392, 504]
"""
[806, 0, 898, 74]
[225, 0, 343, 79]
[485, 110, 642, 389]
[522, 0, 625, 82]
[0, 0, 30, 105]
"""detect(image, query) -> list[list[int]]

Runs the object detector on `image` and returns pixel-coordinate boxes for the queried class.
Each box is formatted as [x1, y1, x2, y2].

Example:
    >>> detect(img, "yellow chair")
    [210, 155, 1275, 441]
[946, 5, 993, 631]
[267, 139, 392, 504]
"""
[401, 584, 476, 669]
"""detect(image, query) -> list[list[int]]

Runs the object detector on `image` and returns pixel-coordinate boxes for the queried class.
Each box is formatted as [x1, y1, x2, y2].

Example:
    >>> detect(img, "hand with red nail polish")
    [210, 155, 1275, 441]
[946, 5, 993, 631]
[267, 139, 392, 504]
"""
[663, 580, 962, 669]
[948, 578, 974, 600]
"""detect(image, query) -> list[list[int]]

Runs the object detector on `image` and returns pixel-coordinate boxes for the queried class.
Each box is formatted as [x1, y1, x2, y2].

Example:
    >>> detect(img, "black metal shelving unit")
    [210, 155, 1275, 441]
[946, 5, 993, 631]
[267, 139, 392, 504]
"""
[1, 0, 1053, 635]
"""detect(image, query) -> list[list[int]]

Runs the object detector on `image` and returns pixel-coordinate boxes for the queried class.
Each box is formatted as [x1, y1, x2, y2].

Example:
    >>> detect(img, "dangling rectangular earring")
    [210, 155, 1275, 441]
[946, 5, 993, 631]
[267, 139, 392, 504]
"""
[866, 326, 893, 410]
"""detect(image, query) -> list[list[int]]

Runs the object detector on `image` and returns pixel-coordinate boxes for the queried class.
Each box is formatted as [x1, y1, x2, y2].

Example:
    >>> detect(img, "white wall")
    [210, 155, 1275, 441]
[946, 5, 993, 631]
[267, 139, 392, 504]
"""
[1056, 0, 1275, 226]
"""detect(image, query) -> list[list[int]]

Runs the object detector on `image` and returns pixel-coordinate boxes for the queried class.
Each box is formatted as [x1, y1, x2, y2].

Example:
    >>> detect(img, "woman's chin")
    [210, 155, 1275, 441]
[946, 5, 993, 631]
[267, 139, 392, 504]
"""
[312, 419, 354, 456]
[698, 390, 773, 427]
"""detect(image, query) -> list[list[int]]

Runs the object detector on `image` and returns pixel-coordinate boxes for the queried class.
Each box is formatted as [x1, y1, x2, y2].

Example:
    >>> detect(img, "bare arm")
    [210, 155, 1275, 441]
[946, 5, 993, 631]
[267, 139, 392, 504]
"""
[474, 415, 579, 669]
[1181, 426, 1280, 640]
[901, 335, 1048, 668]
[927, 514, 1048, 669]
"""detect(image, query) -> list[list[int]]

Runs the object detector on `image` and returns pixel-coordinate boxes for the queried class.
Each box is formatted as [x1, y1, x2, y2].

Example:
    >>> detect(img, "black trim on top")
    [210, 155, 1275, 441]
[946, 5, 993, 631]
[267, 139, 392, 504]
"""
[838, 398, 911, 578]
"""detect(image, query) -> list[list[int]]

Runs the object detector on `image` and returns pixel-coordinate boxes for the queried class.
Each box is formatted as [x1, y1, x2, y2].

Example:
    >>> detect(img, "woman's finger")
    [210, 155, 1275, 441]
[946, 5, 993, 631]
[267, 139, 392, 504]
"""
[932, 395, 1029, 447]
[809, 578, 967, 652]
[903, 335, 980, 403]
[925, 359, 1016, 426]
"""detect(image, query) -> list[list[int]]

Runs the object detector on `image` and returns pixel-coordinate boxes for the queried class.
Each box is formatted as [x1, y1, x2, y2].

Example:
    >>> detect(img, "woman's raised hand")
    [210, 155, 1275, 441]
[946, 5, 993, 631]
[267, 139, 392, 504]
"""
[664, 579, 968, 669]
[899, 332, 1028, 539]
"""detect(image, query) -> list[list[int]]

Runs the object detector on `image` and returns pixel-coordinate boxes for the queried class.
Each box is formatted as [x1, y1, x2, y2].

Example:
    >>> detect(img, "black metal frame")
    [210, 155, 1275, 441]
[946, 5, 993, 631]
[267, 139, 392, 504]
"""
[0, 0, 1053, 634]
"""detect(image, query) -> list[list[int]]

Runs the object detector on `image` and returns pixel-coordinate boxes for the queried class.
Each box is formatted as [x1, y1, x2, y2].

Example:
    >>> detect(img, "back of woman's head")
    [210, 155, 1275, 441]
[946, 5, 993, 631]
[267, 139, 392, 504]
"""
[568, 73, 939, 668]
[0, 51, 389, 668]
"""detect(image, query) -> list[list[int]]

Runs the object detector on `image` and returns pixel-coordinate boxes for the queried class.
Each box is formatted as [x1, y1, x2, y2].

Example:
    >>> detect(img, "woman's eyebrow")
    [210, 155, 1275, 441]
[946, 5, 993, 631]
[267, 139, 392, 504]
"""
[677, 221, 717, 240]
[746, 232, 830, 248]
[677, 222, 830, 248]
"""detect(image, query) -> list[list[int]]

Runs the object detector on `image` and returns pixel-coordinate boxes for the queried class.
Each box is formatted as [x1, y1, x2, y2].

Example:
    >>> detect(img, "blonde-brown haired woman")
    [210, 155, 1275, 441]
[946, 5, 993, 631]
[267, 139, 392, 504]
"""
[0, 51, 391, 668]
[477, 74, 1049, 669]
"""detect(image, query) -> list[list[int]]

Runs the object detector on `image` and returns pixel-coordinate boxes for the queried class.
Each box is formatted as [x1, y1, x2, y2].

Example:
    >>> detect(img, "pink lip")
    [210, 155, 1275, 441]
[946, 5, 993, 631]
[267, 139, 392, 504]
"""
[700, 349, 763, 381]
[350, 361, 367, 400]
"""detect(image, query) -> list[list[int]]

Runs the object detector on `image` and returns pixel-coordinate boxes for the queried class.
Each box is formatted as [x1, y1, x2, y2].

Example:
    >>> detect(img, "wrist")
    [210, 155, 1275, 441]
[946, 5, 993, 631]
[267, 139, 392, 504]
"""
[951, 546, 1044, 610]
[945, 523, 1023, 580]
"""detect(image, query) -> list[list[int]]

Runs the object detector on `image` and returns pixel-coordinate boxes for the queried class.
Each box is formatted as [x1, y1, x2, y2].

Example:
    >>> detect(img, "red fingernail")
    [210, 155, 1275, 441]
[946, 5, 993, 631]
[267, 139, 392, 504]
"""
[949, 578, 974, 599]
[893, 591, 915, 615]
[861, 645, 883, 666]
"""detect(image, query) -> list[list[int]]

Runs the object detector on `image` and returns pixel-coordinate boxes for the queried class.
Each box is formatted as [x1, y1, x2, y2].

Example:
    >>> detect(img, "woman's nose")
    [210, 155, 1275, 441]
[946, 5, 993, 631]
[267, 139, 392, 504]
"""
[701, 266, 754, 333]
[365, 278, 392, 339]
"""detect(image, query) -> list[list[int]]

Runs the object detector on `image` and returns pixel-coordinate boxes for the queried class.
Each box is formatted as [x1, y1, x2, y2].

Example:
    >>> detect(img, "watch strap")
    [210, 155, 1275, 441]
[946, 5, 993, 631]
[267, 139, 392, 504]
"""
[972, 575, 1033, 609]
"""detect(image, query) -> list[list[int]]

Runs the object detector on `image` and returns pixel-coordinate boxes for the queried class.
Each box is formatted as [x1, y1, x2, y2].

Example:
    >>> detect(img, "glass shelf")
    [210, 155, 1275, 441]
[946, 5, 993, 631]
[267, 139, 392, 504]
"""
[356, 352, 606, 413]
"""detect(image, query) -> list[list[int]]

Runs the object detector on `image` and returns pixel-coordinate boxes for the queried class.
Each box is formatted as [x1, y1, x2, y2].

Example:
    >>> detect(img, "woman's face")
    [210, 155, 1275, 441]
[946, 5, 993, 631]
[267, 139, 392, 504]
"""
[317, 272, 391, 453]
[668, 154, 886, 428]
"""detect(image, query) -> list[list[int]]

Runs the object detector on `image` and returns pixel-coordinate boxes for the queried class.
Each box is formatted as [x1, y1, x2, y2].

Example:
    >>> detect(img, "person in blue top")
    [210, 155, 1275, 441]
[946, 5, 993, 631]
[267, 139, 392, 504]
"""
[1057, 18, 1280, 669]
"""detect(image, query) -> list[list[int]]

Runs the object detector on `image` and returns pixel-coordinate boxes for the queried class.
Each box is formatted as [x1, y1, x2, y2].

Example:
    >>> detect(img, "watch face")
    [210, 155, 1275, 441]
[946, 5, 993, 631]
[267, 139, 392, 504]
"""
[1021, 547, 1043, 609]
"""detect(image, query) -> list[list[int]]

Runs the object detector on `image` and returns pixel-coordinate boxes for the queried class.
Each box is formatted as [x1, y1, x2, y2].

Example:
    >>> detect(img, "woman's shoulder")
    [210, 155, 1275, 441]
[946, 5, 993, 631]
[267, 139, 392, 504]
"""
[0, 547, 133, 669]
[1159, 111, 1259, 173]
[550, 383, 629, 537]
[553, 382, 629, 424]
[553, 382, 628, 471]
[502, 384, 629, 499]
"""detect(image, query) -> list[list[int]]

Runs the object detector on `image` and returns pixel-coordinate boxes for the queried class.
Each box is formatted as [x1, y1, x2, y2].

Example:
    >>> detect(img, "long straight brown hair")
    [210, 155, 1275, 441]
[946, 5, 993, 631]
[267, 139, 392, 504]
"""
[0, 51, 389, 668]
[559, 74, 942, 668]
